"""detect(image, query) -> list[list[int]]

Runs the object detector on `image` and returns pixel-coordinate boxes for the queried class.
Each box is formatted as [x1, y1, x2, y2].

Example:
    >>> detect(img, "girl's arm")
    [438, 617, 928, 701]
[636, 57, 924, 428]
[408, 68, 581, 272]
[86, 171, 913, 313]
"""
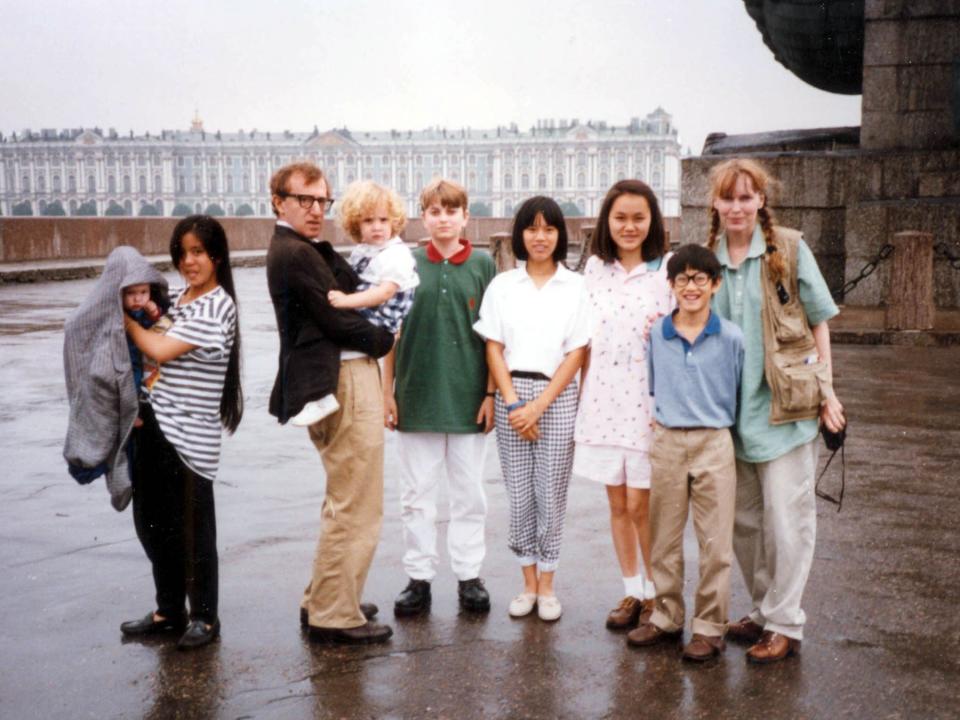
[486, 340, 537, 440]
[812, 320, 845, 432]
[578, 346, 591, 400]
[508, 347, 586, 435]
[329, 281, 398, 310]
[124, 315, 196, 363]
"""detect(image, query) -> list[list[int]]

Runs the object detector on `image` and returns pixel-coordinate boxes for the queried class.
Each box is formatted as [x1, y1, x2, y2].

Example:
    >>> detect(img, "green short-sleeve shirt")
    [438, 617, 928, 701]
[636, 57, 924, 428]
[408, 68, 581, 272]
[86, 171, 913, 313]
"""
[394, 241, 496, 433]
[712, 227, 838, 463]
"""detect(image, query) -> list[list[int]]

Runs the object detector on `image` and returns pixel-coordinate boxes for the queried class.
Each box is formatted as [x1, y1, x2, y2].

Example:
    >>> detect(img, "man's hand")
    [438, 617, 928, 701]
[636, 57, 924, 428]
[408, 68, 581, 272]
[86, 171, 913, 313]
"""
[327, 289, 349, 308]
[476, 396, 495, 433]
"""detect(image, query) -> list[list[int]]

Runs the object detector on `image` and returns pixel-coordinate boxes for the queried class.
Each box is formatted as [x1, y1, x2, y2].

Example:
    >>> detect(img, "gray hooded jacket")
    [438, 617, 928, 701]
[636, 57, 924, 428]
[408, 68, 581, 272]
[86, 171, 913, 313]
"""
[63, 246, 167, 511]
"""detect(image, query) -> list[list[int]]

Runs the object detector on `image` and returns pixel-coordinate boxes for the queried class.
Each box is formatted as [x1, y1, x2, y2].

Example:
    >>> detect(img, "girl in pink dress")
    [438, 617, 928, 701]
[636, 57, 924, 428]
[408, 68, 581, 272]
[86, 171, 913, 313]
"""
[573, 180, 674, 632]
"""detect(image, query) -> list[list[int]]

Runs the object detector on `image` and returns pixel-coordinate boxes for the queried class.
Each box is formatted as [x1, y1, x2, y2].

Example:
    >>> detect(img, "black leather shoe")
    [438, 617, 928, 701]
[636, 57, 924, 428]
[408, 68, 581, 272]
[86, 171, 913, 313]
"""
[308, 620, 393, 645]
[120, 611, 187, 637]
[458, 578, 491, 613]
[177, 619, 220, 650]
[300, 603, 379, 626]
[394, 579, 431, 617]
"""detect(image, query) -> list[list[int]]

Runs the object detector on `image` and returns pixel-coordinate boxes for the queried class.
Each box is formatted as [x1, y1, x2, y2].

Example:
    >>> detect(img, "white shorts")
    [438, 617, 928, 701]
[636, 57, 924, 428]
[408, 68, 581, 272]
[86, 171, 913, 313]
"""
[572, 443, 652, 490]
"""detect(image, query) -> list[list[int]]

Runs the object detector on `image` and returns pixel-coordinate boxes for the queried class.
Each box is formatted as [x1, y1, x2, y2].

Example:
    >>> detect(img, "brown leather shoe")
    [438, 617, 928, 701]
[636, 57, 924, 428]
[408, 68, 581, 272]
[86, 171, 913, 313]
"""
[300, 603, 378, 627]
[605, 596, 642, 630]
[727, 615, 764, 644]
[639, 599, 655, 625]
[746, 631, 801, 664]
[626, 622, 683, 647]
[308, 620, 393, 645]
[682, 633, 725, 662]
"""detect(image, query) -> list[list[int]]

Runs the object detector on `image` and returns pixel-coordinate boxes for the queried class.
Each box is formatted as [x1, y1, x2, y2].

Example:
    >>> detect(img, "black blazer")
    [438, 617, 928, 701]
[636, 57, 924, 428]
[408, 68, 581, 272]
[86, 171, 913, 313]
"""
[265, 225, 394, 423]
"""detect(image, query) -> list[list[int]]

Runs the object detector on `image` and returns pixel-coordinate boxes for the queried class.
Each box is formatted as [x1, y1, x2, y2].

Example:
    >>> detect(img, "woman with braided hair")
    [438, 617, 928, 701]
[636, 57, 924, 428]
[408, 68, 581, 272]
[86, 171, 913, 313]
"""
[706, 158, 845, 664]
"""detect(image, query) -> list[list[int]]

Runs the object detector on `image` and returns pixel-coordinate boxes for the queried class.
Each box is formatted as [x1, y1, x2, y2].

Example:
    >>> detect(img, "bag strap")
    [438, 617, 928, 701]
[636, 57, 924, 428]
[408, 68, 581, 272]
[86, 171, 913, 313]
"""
[815, 443, 845, 512]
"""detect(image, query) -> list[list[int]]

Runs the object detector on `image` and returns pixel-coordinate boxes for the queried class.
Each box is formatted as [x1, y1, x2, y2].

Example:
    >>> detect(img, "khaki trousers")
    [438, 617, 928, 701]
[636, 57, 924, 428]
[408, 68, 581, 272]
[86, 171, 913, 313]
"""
[648, 424, 737, 638]
[302, 357, 384, 629]
[733, 437, 818, 641]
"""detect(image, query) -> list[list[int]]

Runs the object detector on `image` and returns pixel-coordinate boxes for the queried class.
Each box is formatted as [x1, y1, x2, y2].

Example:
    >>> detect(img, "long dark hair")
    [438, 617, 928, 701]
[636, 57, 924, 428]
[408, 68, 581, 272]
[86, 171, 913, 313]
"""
[170, 215, 244, 434]
[592, 179, 667, 263]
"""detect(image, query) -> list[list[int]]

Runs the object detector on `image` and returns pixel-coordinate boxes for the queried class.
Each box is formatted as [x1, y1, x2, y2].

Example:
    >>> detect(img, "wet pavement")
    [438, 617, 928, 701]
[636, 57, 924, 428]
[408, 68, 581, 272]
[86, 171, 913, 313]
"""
[1, 267, 958, 719]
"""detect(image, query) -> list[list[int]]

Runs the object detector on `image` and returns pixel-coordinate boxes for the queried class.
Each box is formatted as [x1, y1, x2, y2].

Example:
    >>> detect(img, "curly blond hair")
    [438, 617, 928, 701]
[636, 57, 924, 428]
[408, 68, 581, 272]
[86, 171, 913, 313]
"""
[706, 158, 785, 284]
[337, 180, 407, 242]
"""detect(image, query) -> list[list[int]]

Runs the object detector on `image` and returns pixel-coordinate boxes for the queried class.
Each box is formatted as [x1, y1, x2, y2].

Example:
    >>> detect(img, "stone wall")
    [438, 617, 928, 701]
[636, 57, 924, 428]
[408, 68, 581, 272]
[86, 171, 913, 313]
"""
[682, 149, 960, 308]
[682, 153, 851, 295]
[861, 0, 960, 150]
[0, 215, 621, 263]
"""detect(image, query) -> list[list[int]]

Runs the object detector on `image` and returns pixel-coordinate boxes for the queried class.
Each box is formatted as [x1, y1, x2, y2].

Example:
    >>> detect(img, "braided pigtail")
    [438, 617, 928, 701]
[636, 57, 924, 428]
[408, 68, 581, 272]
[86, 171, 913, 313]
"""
[758, 206, 785, 284]
[707, 208, 721, 251]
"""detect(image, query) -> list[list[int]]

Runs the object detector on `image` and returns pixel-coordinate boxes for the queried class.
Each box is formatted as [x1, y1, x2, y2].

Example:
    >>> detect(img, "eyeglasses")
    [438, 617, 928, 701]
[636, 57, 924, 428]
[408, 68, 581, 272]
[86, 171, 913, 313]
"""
[673, 272, 712, 288]
[279, 192, 335, 211]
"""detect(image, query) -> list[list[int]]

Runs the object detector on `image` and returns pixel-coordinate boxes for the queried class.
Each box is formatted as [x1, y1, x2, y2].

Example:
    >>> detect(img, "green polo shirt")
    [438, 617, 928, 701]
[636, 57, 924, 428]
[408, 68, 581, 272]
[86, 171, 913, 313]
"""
[712, 227, 838, 463]
[395, 241, 496, 433]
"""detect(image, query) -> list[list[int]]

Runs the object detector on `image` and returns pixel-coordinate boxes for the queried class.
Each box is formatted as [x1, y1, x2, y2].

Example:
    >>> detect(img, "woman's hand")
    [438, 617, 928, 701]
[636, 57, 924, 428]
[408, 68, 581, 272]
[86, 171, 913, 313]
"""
[476, 396, 495, 433]
[519, 423, 540, 442]
[509, 399, 543, 434]
[820, 395, 846, 433]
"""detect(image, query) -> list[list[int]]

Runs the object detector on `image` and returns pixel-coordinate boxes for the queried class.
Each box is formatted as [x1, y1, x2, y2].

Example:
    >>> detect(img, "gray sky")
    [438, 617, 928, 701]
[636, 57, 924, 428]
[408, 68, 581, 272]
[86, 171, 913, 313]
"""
[1, 0, 861, 154]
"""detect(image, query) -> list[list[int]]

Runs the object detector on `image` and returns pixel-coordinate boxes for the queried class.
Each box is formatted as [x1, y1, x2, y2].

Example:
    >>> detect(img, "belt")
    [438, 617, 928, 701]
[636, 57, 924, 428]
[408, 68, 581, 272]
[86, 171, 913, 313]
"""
[510, 370, 550, 381]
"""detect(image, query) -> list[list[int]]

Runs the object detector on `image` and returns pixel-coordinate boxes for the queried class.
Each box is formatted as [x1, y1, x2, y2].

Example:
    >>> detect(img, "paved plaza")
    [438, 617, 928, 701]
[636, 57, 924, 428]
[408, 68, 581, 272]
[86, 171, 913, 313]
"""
[1, 267, 958, 719]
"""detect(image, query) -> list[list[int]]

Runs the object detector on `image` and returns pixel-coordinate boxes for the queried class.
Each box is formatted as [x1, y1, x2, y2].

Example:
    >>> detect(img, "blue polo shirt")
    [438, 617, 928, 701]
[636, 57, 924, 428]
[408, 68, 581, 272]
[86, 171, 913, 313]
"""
[647, 311, 744, 429]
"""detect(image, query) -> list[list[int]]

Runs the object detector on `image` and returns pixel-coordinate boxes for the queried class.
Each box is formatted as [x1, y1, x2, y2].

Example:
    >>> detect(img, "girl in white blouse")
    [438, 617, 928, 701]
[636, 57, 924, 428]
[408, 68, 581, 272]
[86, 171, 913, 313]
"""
[474, 196, 589, 621]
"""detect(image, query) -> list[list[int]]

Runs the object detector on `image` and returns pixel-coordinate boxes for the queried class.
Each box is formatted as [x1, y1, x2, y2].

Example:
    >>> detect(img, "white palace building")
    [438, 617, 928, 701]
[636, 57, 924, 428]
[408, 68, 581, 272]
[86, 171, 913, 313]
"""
[0, 109, 680, 219]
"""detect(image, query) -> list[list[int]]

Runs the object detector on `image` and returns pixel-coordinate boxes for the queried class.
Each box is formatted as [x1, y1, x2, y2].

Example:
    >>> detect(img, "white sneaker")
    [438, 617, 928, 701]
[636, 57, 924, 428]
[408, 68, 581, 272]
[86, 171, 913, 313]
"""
[289, 395, 340, 427]
[537, 594, 562, 622]
[508, 592, 538, 618]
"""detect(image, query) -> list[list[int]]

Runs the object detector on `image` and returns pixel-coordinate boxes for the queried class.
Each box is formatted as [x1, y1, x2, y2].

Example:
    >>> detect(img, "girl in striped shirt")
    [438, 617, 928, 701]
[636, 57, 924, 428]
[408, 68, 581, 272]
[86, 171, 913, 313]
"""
[122, 215, 243, 650]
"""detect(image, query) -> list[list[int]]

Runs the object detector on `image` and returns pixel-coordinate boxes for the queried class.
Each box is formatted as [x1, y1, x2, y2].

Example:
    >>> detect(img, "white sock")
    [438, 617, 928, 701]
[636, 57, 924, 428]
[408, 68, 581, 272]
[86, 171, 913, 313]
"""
[623, 574, 645, 600]
[643, 578, 657, 600]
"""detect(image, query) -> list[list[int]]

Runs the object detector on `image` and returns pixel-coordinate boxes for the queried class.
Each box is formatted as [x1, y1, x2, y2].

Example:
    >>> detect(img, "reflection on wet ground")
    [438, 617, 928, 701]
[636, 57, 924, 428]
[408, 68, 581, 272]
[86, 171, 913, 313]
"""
[1, 268, 958, 718]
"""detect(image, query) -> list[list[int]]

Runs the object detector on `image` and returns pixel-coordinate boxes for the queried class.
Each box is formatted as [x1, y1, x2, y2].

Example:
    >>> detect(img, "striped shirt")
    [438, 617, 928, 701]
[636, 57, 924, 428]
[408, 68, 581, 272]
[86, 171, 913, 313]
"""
[147, 285, 236, 480]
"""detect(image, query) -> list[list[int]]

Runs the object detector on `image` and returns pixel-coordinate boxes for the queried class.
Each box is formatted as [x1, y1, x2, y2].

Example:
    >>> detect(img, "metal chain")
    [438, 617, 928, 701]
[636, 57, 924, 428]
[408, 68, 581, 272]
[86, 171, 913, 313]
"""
[934, 241, 960, 270]
[833, 243, 894, 300]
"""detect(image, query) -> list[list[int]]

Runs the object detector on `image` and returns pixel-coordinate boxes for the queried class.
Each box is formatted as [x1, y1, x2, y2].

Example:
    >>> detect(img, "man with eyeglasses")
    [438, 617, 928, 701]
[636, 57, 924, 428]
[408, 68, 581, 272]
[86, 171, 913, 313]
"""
[266, 161, 396, 644]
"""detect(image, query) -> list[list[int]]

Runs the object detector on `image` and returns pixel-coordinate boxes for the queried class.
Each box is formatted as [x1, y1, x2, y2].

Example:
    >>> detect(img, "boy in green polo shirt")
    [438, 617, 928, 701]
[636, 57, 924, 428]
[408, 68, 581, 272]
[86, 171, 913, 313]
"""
[383, 179, 497, 616]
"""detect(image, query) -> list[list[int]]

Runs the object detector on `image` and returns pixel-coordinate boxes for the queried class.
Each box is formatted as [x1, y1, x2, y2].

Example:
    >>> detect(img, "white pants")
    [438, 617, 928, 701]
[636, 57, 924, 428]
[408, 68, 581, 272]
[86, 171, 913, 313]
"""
[398, 432, 488, 582]
[733, 437, 819, 641]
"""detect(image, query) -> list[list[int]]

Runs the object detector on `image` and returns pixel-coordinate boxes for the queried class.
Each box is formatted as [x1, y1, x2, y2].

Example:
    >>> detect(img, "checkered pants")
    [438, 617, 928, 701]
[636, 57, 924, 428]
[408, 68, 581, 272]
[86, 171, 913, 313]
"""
[494, 377, 578, 572]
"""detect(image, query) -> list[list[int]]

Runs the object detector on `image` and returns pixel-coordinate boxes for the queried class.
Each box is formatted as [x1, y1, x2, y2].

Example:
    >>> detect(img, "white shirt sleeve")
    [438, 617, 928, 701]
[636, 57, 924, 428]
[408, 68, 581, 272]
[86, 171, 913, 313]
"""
[562, 279, 591, 354]
[370, 243, 419, 291]
[472, 273, 505, 343]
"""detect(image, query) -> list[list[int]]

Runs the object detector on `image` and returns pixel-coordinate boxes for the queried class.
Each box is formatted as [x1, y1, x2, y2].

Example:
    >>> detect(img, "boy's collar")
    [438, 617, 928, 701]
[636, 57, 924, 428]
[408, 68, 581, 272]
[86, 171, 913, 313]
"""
[663, 310, 721, 339]
[426, 238, 472, 264]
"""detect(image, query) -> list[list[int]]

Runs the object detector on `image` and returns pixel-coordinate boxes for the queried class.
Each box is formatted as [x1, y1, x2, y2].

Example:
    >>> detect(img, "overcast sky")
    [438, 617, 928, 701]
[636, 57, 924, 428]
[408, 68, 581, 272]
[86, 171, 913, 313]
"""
[1, 0, 861, 154]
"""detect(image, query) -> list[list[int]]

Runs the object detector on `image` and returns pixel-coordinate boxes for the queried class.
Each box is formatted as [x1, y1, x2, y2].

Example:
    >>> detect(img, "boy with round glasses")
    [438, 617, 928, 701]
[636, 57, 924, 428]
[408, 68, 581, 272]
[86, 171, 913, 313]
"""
[627, 243, 745, 662]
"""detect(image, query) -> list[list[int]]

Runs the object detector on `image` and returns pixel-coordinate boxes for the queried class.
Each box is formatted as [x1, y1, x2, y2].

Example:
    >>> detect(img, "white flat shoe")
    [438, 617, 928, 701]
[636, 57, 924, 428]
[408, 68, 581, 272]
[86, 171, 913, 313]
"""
[537, 594, 562, 622]
[290, 396, 340, 427]
[508, 592, 538, 617]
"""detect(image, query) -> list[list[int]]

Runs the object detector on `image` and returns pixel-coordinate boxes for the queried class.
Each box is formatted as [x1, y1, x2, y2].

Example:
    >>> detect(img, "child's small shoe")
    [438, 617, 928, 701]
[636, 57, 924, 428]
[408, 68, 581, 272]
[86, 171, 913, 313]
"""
[537, 594, 562, 622]
[508, 592, 538, 618]
[290, 395, 340, 427]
